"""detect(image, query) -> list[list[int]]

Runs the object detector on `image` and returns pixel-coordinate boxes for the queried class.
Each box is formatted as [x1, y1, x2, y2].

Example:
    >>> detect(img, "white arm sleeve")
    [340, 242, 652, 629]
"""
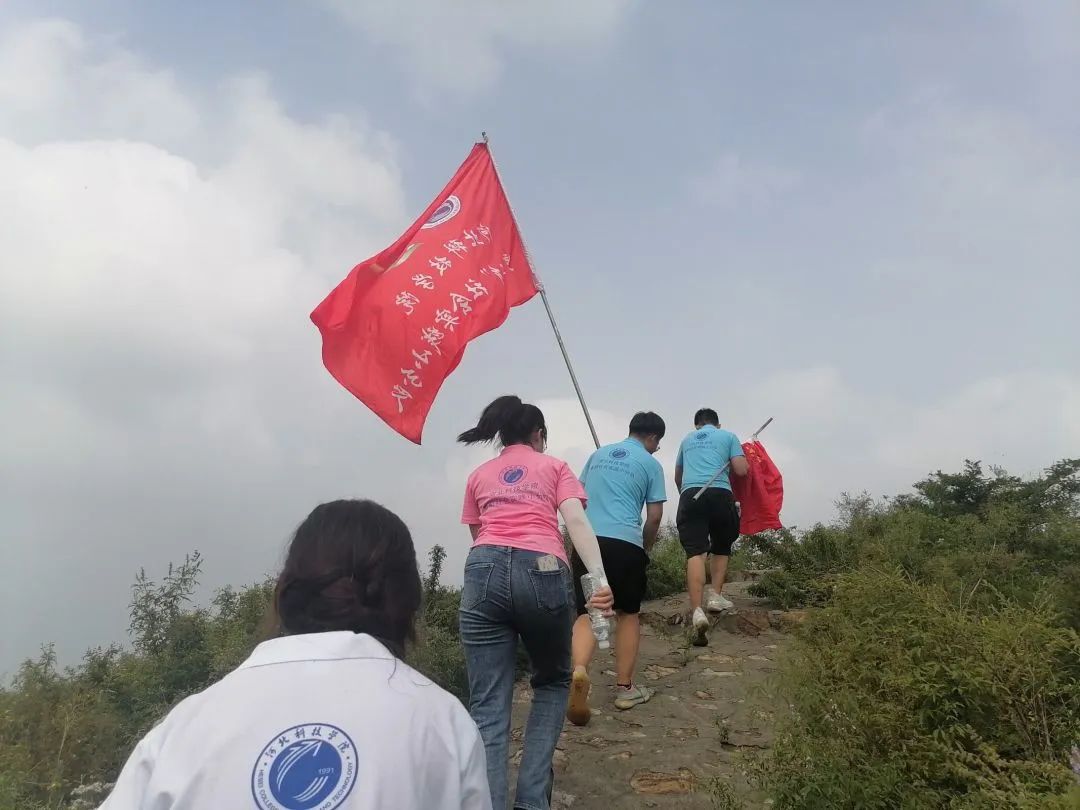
[98, 730, 160, 809]
[459, 723, 493, 810]
[558, 497, 606, 578]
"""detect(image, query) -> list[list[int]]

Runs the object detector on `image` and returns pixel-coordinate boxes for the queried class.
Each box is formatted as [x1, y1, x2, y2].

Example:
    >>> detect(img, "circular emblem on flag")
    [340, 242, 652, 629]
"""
[500, 465, 527, 485]
[421, 195, 461, 229]
[611, 448, 629, 460]
[252, 724, 357, 810]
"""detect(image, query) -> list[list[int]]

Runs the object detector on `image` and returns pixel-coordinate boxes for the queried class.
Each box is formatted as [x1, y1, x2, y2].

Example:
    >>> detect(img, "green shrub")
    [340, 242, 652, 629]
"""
[647, 523, 796, 602]
[752, 460, 1080, 807]
[410, 545, 469, 699]
[410, 619, 469, 701]
[645, 523, 687, 599]
[749, 460, 1080, 628]
[759, 568, 1080, 808]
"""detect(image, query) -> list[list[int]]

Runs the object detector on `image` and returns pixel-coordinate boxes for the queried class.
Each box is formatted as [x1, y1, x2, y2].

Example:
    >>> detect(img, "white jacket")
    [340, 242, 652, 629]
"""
[101, 632, 491, 810]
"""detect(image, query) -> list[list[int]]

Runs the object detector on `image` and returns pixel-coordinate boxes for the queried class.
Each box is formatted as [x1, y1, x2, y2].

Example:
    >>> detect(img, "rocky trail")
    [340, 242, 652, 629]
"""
[510, 574, 804, 809]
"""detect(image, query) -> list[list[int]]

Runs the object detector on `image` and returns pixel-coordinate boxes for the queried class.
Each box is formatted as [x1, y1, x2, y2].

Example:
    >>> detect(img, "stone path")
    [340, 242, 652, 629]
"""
[509, 575, 799, 809]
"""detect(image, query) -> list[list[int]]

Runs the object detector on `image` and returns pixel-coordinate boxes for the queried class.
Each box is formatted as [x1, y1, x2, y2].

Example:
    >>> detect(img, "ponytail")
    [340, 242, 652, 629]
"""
[458, 395, 547, 448]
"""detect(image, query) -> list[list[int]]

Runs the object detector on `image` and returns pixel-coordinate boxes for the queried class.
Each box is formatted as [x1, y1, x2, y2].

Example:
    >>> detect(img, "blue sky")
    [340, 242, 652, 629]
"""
[2, 1, 1078, 671]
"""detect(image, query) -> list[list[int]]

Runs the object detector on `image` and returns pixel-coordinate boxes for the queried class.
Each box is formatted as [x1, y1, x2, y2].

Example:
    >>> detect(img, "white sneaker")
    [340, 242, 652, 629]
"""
[614, 683, 654, 711]
[691, 607, 710, 647]
[706, 589, 735, 613]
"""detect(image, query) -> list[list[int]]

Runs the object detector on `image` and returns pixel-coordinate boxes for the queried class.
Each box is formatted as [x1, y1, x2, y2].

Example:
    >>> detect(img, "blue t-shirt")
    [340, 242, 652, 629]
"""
[675, 425, 744, 493]
[579, 438, 667, 547]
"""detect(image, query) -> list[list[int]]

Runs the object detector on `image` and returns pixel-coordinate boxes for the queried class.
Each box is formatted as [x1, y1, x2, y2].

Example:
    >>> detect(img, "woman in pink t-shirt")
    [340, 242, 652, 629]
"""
[458, 395, 612, 810]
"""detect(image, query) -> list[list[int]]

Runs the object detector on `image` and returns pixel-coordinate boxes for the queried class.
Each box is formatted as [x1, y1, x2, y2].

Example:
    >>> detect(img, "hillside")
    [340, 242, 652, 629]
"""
[515, 576, 798, 809]
[4, 459, 1079, 808]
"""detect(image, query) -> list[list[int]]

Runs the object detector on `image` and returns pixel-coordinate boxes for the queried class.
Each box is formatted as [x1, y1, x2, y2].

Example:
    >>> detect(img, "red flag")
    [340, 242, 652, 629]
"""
[731, 440, 784, 535]
[311, 143, 539, 444]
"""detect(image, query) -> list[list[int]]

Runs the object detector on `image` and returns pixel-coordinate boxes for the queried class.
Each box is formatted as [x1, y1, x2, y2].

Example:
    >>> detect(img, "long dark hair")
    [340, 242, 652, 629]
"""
[273, 499, 422, 658]
[457, 395, 547, 447]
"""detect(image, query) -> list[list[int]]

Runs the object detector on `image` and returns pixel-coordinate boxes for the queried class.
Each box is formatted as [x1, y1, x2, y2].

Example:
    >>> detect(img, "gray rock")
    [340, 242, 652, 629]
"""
[66, 783, 114, 809]
[552, 790, 577, 808]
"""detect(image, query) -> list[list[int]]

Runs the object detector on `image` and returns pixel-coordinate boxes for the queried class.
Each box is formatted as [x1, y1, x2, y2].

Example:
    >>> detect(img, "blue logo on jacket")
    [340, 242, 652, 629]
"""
[252, 724, 357, 810]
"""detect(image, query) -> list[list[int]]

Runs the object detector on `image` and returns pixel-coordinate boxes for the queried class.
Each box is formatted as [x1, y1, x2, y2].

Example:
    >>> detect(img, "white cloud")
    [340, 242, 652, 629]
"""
[0, 19, 200, 147]
[0, 17, 408, 670]
[0, 22, 406, 378]
[859, 89, 1080, 282]
[875, 372, 1080, 477]
[690, 151, 800, 209]
[315, 0, 634, 94]
[721, 367, 1080, 530]
[4, 8, 1080, 676]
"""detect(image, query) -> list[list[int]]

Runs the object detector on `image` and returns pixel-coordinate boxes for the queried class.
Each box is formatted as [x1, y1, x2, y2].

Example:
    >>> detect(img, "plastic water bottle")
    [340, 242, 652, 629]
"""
[581, 572, 611, 649]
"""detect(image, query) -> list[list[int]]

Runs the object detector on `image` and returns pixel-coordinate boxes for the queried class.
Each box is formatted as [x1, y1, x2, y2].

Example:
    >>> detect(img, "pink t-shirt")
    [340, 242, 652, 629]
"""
[461, 444, 586, 564]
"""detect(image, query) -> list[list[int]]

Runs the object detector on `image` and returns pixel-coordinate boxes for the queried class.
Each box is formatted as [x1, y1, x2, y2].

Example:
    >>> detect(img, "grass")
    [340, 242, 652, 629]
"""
[751, 460, 1080, 808]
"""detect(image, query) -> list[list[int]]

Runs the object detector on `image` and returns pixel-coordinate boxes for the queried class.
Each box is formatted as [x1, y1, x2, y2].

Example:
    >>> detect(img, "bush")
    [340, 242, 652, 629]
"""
[644, 521, 769, 601]
[760, 569, 1080, 808]
[410, 620, 469, 701]
[410, 545, 469, 700]
[754, 459, 1080, 807]
[749, 460, 1080, 629]
[645, 523, 687, 599]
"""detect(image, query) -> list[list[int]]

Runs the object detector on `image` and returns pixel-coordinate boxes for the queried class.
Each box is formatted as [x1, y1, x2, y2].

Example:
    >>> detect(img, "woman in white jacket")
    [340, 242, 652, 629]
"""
[102, 499, 491, 810]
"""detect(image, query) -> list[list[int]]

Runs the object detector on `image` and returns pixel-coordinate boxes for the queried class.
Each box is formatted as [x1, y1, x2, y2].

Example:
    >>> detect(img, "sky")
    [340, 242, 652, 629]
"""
[2, 1, 1078, 673]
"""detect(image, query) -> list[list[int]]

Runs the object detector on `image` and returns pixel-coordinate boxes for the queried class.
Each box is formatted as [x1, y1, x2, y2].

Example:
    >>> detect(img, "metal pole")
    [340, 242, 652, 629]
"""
[482, 133, 601, 449]
[692, 417, 774, 501]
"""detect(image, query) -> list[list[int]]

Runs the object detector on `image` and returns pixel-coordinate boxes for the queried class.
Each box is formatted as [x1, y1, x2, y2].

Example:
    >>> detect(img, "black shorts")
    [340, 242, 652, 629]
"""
[572, 537, 649, 616]
[677, 487, 740, 557]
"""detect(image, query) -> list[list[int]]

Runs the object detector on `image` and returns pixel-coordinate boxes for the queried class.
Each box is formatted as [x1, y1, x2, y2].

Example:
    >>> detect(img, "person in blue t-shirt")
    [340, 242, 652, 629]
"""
[566, 412, 667, 726]
[674, 408, 749, 647]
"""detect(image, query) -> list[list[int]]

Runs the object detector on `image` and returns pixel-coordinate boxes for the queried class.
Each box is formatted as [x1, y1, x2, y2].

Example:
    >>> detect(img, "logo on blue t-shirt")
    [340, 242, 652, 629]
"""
[252, 724, 357, 810]
[695, 431, 709, 441]
[500, 465, 527, 485]
[581, 440, 667, 547]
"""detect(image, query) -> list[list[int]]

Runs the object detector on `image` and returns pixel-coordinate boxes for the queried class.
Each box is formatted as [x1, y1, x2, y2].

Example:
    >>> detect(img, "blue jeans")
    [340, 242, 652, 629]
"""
[459, 545, 574, 810]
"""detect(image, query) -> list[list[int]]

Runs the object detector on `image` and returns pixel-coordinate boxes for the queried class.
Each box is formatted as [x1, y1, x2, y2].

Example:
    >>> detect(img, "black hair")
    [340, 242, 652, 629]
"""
[273, 499, 422, 658]
[629, 411, 666, 439]
[457, 395, 547, 447]
[694, 408, 720, 427]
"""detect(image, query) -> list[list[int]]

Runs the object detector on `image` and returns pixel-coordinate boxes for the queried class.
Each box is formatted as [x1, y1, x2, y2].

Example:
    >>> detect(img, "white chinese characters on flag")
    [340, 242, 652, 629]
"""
[311, 143, 539, 443]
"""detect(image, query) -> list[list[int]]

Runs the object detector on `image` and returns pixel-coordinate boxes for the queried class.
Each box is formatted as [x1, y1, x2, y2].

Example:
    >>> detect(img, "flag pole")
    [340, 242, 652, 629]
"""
[483, 132, 601, 450]
[692, 417, 774, 501]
